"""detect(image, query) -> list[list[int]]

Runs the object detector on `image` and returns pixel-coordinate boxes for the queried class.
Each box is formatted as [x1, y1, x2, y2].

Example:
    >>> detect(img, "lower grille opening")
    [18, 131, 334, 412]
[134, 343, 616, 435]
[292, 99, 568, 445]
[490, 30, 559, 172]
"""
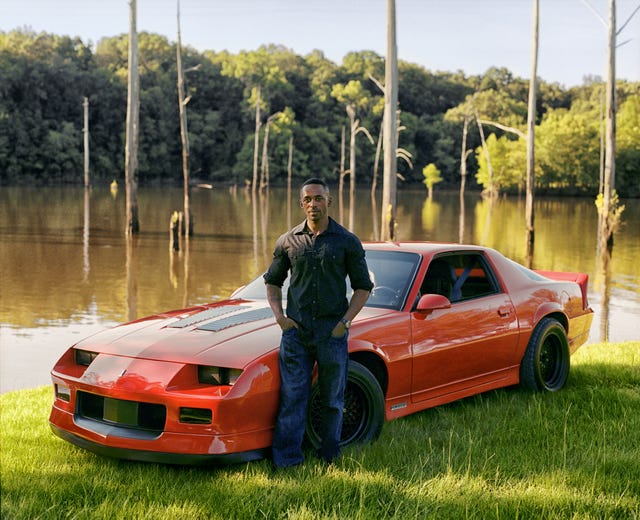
[77, 391, 166, 436]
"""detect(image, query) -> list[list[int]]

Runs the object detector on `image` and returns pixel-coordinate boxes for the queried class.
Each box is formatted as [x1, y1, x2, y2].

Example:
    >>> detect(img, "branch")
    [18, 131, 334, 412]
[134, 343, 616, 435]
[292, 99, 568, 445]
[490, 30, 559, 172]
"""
[368, 73, 385, 93]
[618, 4, 640, 35]
[616, 38, 632, 48]
[354, 126, 375, 145]
[397, 148, 414, 169]
[581, 0, 607, 28]
[477, 119, 525, 139]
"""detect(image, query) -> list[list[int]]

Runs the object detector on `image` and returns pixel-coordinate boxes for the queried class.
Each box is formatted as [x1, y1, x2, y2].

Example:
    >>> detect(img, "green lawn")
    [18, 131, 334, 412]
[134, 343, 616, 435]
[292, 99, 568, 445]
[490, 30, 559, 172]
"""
[1, 342, 638, 519]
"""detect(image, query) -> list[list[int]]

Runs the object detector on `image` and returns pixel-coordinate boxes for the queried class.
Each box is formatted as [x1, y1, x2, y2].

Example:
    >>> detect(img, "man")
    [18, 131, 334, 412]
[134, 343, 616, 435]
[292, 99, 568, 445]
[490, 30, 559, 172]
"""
[264, 178, 373, 467]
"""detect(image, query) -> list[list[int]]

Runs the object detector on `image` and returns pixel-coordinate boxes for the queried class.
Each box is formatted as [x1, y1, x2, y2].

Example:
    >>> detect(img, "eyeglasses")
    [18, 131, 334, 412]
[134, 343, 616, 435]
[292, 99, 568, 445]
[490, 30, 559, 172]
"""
[301, 195, 327, 205]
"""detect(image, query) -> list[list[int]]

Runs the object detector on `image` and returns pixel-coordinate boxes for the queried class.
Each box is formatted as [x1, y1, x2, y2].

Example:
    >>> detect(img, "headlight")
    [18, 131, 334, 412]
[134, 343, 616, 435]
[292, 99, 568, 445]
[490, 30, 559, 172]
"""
[198, 366, 242, 386]
[75, 349, 99, 366]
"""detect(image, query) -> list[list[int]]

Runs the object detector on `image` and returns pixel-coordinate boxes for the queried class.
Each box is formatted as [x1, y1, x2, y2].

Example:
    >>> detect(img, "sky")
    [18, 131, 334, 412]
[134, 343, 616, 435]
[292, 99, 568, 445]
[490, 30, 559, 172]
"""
[2, 0, 639, 88]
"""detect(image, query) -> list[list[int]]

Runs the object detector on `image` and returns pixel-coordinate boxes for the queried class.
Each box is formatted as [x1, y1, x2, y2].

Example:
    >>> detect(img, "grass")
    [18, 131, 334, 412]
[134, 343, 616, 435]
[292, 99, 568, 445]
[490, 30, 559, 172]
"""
[1, 341, 638, 519]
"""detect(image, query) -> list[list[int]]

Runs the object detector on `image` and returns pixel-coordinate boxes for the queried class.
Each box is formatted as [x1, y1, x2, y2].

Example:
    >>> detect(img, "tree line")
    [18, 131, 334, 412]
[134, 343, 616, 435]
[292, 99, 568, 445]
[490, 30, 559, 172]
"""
[1, 29, 638, 197]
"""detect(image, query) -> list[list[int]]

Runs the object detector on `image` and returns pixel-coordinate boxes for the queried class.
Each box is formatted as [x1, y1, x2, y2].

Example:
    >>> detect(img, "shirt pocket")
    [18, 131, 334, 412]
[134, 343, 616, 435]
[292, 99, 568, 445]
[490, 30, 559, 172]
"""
[290, 249, 311, 269]
[321, 244, 345, 269]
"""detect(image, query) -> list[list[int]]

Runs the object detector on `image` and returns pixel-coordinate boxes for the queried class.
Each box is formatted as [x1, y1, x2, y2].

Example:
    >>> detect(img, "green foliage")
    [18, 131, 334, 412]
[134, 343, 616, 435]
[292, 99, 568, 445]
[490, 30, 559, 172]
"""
[2, 342, 639, 519]
[0, 29, 638, 195]
[595, 190, 626, 234]
[616, 94, 640, 197]
[475, 134, 526, 192]
[422, 163, 442, 189]
[537, 108, 600, 191]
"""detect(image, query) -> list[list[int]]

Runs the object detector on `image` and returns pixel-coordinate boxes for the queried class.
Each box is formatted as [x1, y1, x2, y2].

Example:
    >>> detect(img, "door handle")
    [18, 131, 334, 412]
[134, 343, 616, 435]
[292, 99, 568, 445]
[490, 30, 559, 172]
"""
[498, 306, 511, 317]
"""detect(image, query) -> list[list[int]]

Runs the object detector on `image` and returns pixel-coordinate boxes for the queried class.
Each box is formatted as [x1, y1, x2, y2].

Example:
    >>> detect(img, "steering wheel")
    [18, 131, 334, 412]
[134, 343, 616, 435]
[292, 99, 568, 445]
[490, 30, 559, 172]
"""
[371, 285, 399, 305]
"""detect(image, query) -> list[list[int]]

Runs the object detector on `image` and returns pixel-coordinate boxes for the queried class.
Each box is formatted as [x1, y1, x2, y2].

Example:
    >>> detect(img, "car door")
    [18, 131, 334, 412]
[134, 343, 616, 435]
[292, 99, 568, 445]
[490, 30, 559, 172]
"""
[410, 253, 519, 403]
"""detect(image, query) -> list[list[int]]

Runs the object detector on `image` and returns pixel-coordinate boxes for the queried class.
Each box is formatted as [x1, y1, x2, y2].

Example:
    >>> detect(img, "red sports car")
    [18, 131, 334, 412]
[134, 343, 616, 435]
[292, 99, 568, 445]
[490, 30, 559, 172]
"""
[49, 243, 593, 464]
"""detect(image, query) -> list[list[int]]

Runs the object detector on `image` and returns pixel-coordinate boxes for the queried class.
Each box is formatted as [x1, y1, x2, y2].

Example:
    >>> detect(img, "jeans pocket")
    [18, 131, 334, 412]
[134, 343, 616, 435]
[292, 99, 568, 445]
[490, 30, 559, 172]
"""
[330, 329, 348, 340]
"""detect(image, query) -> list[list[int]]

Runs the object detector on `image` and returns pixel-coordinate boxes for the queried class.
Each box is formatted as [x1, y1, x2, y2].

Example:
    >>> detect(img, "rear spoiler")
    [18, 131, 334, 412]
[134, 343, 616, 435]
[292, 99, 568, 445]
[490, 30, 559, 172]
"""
[535, 270, 590, 310]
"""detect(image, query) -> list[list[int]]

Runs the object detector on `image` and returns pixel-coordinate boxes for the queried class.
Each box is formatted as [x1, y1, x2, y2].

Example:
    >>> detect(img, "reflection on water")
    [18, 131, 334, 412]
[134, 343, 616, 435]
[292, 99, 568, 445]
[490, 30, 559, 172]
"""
[1, 185, 639, 392]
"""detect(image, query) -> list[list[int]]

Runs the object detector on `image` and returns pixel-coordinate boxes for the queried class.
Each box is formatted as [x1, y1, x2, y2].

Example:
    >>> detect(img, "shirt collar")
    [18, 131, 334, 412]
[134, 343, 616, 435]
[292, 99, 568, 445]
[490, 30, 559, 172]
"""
[293, 217, 340, 236]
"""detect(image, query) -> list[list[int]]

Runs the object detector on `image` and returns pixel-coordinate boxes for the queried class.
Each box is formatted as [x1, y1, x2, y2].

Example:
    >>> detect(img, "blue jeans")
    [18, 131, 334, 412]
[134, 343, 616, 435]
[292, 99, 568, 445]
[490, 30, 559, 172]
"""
[271, 327, 348, 467]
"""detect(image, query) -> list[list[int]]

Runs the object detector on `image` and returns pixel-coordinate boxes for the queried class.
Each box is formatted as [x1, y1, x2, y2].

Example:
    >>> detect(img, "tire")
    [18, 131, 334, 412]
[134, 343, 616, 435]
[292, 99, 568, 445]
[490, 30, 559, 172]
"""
[520, 317, 570, 392]
[306, 360, 385, 449]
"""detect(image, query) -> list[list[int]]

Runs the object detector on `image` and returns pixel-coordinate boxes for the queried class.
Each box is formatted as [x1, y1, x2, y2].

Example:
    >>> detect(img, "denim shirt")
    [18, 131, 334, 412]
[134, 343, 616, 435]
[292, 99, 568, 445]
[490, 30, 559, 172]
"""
[264, 217, 373, 341]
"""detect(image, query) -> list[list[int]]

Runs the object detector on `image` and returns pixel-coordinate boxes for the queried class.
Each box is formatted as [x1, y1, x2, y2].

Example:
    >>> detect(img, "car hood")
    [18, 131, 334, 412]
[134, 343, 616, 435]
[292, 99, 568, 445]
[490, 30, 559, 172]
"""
[70, 300, 393, 368]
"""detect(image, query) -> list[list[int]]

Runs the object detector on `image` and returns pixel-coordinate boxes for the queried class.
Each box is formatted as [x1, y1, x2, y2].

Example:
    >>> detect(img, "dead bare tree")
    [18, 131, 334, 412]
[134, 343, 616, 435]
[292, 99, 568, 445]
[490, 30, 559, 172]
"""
[83, 97, 90, 189]
[287, 136, 293, 228]
[125, 0, 140, 235]
[346, 104, 374, 231]
[381, 0, 398, 241]
[459, 114, 472, 203]
[584, 0, 638, 252]
[259, 112, 280, 191]
[474, 111, 497, 199]
[525, 0, 539, 262]
[252, 86, 262, 194]
[339, 125, 346, 224]
[176, 0, 192, 240]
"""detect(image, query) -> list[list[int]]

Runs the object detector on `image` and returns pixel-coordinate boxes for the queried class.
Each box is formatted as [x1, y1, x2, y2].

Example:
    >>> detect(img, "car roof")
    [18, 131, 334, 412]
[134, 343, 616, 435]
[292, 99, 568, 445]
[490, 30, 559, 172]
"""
[363, 242, 493, 256]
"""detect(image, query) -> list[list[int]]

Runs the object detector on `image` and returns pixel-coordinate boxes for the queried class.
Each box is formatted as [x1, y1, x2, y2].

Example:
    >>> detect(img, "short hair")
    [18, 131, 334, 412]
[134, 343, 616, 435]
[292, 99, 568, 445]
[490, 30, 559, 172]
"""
[301, 178, 329, 190]
[300, 178, 330, 196]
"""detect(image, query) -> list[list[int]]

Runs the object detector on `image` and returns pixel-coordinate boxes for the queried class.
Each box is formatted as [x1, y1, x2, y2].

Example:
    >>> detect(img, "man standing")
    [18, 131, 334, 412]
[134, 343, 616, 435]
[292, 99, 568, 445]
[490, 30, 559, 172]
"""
[264, 178, 373, 467]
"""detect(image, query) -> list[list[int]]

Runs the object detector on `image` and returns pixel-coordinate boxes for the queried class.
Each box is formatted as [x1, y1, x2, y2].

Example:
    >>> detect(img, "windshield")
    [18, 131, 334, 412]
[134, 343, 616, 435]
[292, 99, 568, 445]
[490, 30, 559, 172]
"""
[231, 249, 422, 311]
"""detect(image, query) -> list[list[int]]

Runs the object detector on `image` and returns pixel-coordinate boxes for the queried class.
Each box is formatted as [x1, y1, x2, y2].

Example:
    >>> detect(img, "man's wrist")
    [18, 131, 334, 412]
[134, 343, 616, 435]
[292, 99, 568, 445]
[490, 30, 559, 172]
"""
[340, 317, 351, 329]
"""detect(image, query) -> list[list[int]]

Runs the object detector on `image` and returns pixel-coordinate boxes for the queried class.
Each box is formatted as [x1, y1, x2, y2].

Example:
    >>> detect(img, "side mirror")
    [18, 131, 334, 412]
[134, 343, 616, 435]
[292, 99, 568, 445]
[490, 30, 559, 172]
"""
[415, 294, 451, 312]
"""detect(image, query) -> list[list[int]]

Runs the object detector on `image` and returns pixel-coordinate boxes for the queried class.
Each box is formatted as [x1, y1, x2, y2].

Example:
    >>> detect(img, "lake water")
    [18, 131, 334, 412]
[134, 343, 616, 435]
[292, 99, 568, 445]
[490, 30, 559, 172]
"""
[1, 185, 639, 393]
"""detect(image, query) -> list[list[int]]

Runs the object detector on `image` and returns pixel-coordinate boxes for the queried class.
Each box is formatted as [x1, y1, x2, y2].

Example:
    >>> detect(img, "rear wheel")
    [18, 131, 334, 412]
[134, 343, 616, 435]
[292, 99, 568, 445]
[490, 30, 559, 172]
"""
[520, 317, 570, 392]
[306, 360, 384, 448]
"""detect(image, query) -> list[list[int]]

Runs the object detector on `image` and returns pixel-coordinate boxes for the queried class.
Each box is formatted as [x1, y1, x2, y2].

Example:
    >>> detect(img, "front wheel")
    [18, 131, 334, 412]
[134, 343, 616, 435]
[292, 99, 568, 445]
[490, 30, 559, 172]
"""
[520, 317, 570, 392]
[306, 360, 384, 449]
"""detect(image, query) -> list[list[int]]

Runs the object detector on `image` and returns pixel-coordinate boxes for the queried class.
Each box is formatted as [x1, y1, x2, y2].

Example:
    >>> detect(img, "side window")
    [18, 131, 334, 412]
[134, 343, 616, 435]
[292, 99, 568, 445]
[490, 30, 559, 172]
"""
[421, 253, 499, 303]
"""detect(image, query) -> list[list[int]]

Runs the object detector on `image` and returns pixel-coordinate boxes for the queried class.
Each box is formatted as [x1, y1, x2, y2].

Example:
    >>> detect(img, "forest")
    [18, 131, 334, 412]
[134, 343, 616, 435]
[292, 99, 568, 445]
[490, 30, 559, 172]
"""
[1, 29, 638, 196]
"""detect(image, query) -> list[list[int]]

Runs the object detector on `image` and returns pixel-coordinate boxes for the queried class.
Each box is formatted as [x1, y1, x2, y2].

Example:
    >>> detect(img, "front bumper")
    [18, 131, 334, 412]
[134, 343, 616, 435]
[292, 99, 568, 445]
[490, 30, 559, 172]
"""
[49, 422, 270, 465]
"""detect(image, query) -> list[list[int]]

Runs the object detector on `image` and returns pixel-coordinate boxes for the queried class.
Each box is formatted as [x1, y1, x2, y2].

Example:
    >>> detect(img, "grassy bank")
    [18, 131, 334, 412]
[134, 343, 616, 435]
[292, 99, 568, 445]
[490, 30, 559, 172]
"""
[1, 342, 638, 519]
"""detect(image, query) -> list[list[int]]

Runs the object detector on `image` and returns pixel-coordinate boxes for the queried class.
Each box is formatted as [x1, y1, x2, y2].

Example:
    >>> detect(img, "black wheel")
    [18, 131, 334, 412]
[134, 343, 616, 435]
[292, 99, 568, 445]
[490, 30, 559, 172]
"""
[520, 317, 570, 392]
[306, 360, 384, 449]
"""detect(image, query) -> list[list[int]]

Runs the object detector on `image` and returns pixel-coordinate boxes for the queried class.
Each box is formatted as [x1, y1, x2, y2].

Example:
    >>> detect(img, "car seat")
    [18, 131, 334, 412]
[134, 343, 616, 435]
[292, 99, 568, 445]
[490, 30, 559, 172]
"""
[422, 259, 454, 299]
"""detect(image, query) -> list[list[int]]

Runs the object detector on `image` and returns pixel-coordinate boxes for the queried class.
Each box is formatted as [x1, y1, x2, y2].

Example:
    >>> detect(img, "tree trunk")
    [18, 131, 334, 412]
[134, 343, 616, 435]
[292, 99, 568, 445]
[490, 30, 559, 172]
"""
[252, 86, 261, 193]
[371, 122, 383, 198]
[339, 125, 346, 224]
[287, 136, 293, 228]
[125, 0, 140, 235]
[260, 113, 278, 191]
[260, 119, 270, 191]
[381, 0, 398, 241]
[459, 114, 470, 203]
[83, 97, 90, 189]
[525, 0, 539, 261]
[348, 106, 357, 231]
[474, 111, 496, 198]
[600, 0, 616, 253]
[176, 1, 191, 239]
[170, 211, 180, 252]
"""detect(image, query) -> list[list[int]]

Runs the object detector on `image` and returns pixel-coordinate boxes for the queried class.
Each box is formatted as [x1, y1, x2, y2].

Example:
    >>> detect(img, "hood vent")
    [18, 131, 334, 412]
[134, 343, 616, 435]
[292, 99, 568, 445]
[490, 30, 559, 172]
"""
[169, 305, 247, 329]
[197, 307, 274, 332]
